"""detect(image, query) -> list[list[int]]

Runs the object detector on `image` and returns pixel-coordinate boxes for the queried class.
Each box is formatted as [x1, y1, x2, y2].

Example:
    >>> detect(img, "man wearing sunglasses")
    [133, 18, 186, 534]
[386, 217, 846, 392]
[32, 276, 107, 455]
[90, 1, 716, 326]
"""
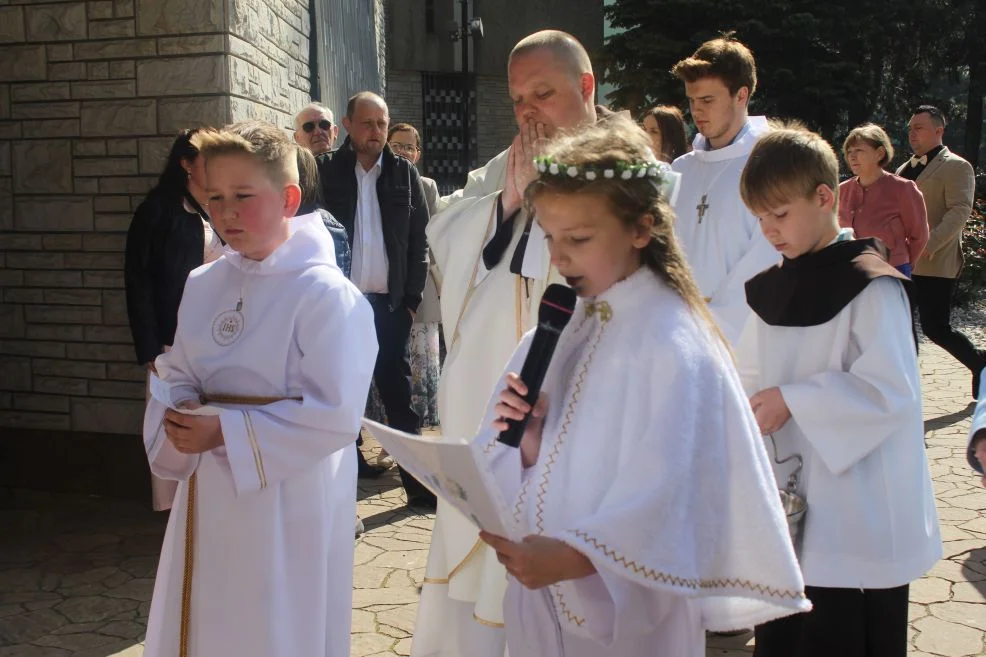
[294, 102, 339, 155]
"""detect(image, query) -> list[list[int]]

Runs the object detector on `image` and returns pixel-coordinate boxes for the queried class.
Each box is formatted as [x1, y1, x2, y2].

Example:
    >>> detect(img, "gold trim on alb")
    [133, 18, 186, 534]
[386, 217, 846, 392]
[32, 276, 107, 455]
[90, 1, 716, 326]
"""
[177, 393, 299, 656]
[179, 473, 196, 657]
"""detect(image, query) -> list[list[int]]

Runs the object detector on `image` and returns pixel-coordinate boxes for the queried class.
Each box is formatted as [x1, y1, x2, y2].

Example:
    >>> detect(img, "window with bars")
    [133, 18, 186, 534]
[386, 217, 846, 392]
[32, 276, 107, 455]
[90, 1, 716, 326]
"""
[421, 72, 477, 194]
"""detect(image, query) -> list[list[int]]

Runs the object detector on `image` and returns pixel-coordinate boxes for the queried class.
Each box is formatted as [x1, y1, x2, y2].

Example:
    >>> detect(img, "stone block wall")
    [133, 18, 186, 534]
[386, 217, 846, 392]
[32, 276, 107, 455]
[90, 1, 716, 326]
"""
[0, 0, 314, 437]
[227, 0, 311, 128]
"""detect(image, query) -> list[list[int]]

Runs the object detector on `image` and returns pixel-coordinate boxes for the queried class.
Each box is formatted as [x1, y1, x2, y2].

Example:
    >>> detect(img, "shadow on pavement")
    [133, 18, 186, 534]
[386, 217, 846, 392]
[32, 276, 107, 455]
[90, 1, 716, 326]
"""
[925, 402, 976, 433]
[0, 487, 165, 656]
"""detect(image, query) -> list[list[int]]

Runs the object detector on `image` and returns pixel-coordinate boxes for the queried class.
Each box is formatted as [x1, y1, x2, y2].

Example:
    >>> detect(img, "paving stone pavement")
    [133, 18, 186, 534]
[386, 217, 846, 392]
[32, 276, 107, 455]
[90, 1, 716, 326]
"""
[0, 341, 984, 657]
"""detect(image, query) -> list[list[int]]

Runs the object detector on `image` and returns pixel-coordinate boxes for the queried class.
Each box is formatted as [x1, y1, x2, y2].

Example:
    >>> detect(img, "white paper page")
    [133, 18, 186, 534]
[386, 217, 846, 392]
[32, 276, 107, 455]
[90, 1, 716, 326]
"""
[148, 373, 223, 416]
[361, 419, 519, 539]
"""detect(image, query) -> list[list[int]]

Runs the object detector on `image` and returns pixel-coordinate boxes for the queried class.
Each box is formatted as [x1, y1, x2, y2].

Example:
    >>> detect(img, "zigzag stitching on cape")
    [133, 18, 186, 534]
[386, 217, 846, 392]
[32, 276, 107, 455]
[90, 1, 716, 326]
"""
[571, 529, 807, 600]
[513, 313, 591, 524]
[483, 430, 499, 455]
[552, 586, 585, 626]
[533, 303, 608, 630]
[534, 305, 610, 534]
[513, 475, 533, 525]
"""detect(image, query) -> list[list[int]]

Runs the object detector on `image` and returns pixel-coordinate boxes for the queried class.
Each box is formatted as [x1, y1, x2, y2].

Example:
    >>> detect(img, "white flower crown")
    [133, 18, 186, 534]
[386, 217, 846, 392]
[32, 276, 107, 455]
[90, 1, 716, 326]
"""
[533, 155, 681, 204]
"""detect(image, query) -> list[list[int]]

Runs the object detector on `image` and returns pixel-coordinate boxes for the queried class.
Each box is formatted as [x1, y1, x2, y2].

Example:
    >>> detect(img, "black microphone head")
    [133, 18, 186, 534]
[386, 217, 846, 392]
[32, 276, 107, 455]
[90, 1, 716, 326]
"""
[538, 283, 577, 330]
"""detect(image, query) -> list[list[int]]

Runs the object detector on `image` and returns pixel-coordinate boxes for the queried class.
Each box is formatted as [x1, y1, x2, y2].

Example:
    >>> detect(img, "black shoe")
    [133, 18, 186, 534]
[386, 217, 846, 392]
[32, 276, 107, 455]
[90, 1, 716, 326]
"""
[407, 494, 437, 512]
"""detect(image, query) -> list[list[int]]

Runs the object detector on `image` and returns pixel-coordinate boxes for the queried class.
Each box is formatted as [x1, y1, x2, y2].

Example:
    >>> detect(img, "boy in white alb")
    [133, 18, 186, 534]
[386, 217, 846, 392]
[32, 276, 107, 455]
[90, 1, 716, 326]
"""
[736, 125, 941, 657]
[142, 122, 377, 657]
[670, 36, 779, 344]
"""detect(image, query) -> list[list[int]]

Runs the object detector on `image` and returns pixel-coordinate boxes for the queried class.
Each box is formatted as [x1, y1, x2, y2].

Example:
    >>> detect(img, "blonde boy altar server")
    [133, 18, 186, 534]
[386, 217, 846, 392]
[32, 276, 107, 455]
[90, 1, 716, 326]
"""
[415, 30, 600, 657]
[479, 117, 809, 657]
[736, 125, 940, 656]
[670, 36, 780, 344]
[142, 122, 377, 657]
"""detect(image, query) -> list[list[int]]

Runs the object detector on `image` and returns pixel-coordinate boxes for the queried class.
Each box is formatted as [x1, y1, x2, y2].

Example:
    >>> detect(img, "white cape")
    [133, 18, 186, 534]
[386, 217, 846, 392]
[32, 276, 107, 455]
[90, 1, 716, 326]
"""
[142, 213, 377, 657]
[479, 268, 808, 657]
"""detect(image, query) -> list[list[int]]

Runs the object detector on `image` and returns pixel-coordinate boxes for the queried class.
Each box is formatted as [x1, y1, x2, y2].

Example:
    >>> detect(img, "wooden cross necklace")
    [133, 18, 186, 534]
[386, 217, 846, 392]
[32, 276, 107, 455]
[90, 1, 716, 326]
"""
[695, 163, 730, 224]
[697, 195, 710, 223]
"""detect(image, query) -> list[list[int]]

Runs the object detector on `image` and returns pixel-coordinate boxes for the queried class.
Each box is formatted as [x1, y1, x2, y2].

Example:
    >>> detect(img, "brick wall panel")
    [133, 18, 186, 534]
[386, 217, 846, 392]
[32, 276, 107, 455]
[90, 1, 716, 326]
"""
[0, 0, 372, 437]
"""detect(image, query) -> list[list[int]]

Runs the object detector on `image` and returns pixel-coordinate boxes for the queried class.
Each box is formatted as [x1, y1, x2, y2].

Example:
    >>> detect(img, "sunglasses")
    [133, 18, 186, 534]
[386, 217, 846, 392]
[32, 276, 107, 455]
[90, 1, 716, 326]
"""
[302, 119, 332, 133]
[389, 142, 420, 154]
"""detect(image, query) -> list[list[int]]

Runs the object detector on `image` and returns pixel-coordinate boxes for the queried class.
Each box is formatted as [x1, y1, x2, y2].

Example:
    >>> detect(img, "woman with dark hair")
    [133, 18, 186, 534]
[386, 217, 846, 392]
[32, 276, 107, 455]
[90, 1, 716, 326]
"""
[125, 127, 224, 511]
[641, 105, 691, 163]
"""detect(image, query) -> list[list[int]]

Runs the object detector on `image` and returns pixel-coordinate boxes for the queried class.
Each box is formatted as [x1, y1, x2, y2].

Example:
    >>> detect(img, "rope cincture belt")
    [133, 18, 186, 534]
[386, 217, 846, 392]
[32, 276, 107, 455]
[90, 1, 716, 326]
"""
[178, 393, 303, 657]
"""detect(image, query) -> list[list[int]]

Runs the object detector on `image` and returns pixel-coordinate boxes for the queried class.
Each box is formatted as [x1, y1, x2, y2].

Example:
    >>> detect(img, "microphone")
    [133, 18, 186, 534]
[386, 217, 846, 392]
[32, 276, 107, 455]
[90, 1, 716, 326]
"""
[497, 284, 577, 448]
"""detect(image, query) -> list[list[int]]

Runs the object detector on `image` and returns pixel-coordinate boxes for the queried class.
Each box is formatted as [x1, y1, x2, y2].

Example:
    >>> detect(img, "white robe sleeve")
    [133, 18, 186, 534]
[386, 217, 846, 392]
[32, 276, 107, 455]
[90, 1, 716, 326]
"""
[707, 224, 778, 345]
[967, 367, 986, 473]
[734, 313, 761, 397]
[143, 326, 202, 481]
[220, 282, 377, 495]
[558, 569, 690, 647]
[779, 278, 920, 476]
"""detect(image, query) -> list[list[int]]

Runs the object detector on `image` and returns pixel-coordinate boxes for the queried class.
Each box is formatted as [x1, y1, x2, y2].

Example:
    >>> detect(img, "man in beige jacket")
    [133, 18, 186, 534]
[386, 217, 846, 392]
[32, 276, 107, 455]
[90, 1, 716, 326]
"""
[897, 104, 984, 398]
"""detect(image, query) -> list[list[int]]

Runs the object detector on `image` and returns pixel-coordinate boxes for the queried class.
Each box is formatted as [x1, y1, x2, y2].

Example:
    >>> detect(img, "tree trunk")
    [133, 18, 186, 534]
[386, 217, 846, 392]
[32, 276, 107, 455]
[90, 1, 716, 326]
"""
[965, 63, 983, 171]
[962, 2, 984, 171]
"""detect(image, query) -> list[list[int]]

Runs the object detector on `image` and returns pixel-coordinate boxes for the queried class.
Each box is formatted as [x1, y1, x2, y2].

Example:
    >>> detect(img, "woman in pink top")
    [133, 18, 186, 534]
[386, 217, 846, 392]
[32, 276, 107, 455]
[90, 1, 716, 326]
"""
[839, 123, 929, 277]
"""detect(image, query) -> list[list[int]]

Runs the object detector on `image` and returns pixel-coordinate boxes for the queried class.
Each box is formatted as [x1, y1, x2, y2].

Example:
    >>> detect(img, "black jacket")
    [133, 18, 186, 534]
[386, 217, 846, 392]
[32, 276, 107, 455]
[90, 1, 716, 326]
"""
[124, 191, 206, 365]
[317, 138, 429, 311]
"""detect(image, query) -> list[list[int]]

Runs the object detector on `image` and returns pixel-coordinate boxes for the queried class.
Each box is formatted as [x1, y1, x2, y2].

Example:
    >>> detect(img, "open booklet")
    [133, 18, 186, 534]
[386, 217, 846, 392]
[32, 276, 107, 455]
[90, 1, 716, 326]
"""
[361, 419, 520, 540]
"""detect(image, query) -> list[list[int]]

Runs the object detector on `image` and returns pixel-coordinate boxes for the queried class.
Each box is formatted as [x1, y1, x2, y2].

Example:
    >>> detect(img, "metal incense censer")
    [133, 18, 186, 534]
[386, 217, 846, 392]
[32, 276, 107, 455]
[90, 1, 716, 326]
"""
[767, 433, 807, 556]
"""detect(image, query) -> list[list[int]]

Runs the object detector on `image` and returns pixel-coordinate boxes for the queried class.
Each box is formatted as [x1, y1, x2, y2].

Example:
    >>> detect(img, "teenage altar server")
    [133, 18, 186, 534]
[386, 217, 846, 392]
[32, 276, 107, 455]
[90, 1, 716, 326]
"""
[142, 122, 377, 657]
[670, 36, 779, 344]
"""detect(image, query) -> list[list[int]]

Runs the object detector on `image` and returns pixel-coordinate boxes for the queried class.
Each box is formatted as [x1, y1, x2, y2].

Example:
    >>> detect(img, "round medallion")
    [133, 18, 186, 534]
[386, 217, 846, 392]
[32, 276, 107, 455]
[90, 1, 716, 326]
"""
[212, 309, 244, 346]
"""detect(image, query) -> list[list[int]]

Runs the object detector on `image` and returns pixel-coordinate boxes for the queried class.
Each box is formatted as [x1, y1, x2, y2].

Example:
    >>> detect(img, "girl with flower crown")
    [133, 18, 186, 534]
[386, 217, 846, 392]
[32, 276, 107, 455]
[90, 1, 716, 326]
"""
[473, 116, 810, 656]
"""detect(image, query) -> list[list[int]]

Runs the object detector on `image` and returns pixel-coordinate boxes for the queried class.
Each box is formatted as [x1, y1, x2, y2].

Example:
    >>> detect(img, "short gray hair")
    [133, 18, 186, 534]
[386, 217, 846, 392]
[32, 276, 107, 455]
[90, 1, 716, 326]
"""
[294, 103, 334, 130]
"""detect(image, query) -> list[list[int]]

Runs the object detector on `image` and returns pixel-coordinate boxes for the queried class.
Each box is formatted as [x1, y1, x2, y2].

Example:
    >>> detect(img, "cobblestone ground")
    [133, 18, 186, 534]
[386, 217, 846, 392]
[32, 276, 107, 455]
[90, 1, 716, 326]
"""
[0, 342, 983, 657]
